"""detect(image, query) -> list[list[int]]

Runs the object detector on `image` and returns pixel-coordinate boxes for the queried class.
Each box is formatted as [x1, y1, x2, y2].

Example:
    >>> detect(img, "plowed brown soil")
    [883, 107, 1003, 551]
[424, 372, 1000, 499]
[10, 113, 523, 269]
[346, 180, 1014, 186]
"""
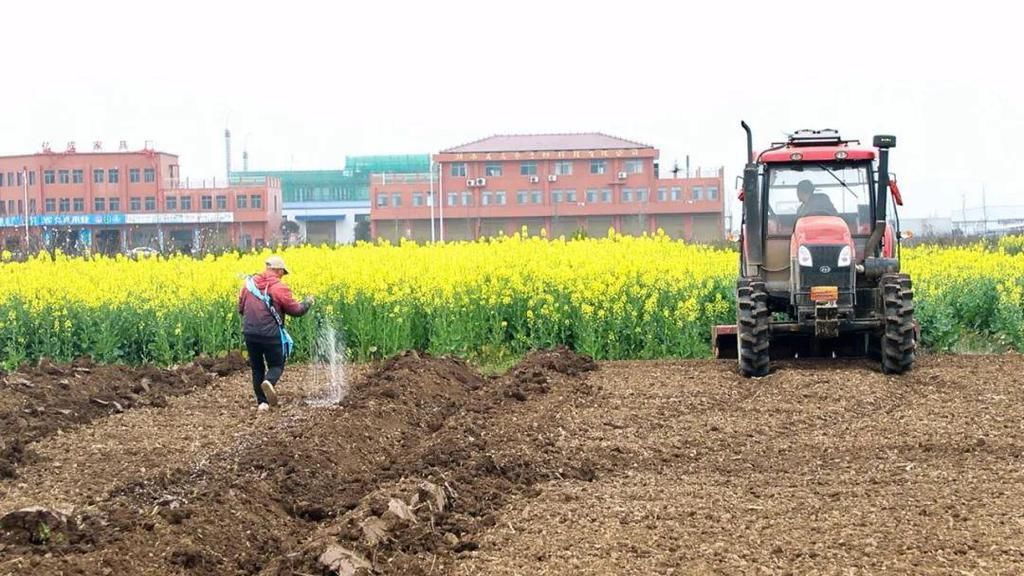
[2, 352, 1023, 575]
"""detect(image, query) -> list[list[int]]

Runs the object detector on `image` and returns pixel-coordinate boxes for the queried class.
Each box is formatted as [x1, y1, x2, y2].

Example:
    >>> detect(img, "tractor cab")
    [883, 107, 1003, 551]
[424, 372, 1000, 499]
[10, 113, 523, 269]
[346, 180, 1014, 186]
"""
[716, 124, 915, 377]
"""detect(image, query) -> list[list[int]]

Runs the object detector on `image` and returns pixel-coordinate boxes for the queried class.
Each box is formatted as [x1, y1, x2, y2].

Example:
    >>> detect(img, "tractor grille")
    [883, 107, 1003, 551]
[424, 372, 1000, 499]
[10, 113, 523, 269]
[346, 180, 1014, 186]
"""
[797, 244, 853, 307]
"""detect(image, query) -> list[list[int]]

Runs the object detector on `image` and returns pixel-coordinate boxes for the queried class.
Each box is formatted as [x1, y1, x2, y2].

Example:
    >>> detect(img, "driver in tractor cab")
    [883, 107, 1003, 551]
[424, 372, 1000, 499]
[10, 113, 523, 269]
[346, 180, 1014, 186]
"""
[795, 179, 838, 219]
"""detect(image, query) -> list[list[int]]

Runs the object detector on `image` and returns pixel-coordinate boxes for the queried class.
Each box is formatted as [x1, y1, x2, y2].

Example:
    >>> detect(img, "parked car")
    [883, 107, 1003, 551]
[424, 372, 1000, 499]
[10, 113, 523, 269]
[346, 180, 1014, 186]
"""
[128, 247, 159, 259]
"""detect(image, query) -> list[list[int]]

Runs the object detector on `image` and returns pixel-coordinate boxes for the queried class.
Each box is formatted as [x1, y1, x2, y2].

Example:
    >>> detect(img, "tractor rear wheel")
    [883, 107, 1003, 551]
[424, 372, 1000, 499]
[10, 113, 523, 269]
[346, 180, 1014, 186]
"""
[737, 277, 770, 377]
[881, 273, 915, 374]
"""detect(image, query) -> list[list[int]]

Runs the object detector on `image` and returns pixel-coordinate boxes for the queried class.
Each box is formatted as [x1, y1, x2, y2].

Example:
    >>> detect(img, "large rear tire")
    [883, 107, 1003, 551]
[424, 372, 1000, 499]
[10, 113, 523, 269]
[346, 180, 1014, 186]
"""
[737, 277, 770, 377]
[881, 273, 915, 374]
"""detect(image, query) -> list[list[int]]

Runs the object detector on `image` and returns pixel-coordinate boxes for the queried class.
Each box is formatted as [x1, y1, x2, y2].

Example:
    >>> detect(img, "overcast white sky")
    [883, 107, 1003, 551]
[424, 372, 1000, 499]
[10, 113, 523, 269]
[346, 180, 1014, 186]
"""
[1, 0, 1021, 219]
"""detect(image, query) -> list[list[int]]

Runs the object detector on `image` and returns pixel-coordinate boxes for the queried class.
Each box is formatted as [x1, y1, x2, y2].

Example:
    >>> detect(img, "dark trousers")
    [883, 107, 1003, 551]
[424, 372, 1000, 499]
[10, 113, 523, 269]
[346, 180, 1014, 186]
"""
[245, 336, 285, 404]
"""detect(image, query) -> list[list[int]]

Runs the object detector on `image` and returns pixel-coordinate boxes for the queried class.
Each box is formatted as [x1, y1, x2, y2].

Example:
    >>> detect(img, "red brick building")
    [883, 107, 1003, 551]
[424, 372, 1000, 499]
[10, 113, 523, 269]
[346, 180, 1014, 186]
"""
[0, 145, 282, 254]
[370, 133, 724, 242]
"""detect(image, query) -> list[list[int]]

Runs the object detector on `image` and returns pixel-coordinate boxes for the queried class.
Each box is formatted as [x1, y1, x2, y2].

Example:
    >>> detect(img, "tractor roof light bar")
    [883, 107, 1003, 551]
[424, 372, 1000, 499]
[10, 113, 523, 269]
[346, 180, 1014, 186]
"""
[771, 128, 861, 148]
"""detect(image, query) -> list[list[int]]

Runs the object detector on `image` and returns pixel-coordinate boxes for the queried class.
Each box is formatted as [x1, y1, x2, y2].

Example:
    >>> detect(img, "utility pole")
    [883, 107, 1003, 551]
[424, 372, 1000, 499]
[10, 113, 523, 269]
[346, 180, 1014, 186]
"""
[22, 167, 29, 248]
[981, 185, 988, 235]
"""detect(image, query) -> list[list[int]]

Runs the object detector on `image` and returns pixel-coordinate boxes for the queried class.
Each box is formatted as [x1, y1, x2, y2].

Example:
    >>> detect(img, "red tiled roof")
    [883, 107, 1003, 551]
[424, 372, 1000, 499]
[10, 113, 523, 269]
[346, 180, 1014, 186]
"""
[442, 133, 652, 153]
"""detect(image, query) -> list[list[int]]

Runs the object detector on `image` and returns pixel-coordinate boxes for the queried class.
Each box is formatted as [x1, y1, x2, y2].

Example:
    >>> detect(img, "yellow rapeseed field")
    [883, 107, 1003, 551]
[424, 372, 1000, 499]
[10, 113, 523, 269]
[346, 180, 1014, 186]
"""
[1, 231, 1022, 367]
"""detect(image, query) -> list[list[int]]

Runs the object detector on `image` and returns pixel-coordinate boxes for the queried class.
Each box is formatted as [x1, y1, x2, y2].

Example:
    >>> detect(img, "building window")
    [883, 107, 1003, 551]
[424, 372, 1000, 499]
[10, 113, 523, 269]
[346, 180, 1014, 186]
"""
[73, 198, 84, 212]
[29, 199, 36, 213]
[460, 191, 473, 206]
[109, 197, 120, 211]
[706, 186, 718, 200]
[44, 170, 55, 184]
[692, 187, 703, 201]
[481, 192, 492, 206]
[216, 195, 227, 210]
[412, 193, 424, 207]
[531, 190, 542, 204]
[601, 189, 611, 203]
[45, 198, 56, 212]
[624, 159, 644, 174]
[145, 197, 156, 211]
[566, 189, 577, 203]
[17, 172, 23, 186]
[554, 161, 573, 176]
[636, 189, 649, 202]
[236, 195, 247, 209]
[517, 190, 528, 204]
[376, 193, 389, 207]
[5, 172, 11, 186]
[586, 189, 597, 203]
[670, 186, 682, 201]
[590, 160, 607, 175]
[71, 169, 83, 184]
[59, 170, 70, 184]
[622, 189, 633, 202]
[130, 197, 141, 211]
[59, 198, 70, 212]
[250, 195, 262, 209]
[166, 196, 177, 211]
[657, 187, 667, 202]
[485, 163, 502, 177]
[144, 168, 156, 183]
[201, 196, 213, 210]
[93, 169, 105, 183]
[109, 169, 120, 183]
[551, 190, 563, 204]
[520, 162, 537, 176]
[180, 196, 191, 210]
[447, 192, 457, 206]
[129, 169, 141, 183]
[28, 172, 36, 186]
[391, 193, 402, 207]
[450, 163, 467, 177]
[495, 191, 506, 205]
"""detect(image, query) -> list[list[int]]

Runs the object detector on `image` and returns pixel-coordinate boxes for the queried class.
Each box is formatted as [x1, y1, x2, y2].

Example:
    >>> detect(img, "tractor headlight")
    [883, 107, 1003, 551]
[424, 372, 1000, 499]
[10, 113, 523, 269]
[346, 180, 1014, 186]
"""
[798, 245, 813, 267]
[838, 245, 852, 267]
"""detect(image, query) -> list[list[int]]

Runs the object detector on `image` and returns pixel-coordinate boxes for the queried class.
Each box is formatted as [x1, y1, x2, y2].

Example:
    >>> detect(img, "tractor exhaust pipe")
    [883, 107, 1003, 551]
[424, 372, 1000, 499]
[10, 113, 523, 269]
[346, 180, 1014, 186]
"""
[740, 121, 763, 268]
[865, 135, 896, 257]
[741, 121, 753, 164]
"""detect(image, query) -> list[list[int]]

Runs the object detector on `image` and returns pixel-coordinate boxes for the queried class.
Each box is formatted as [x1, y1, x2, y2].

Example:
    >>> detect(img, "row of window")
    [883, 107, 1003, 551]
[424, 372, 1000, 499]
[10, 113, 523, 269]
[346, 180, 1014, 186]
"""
[375, 186, 719, 208]
[0, 199, 27, 215]
[0, 172, 36, 187]
[13, 194, 266, 214]
[449, 159, 644, 178]
[0, 168, 157, 187]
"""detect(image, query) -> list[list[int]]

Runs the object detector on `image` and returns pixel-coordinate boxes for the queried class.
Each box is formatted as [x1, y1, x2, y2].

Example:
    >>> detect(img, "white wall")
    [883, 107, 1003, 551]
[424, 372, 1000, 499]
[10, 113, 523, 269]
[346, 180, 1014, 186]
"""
[283, 205, 370, 244]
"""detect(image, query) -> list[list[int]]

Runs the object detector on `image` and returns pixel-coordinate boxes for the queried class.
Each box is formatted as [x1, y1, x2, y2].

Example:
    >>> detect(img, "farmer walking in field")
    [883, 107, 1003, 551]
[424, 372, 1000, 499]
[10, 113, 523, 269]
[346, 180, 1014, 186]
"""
[238, 255, 314, 411]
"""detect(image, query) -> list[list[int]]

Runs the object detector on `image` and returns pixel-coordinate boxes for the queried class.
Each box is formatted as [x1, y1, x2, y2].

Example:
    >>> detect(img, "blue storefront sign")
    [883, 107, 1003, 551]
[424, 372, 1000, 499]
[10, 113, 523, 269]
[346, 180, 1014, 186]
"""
[0, 213, 127, 227]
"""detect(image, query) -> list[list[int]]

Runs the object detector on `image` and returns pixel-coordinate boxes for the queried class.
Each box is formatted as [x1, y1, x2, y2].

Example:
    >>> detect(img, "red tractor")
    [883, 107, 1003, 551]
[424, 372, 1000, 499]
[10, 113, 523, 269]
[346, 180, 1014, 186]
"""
[715, 123, 916, 376]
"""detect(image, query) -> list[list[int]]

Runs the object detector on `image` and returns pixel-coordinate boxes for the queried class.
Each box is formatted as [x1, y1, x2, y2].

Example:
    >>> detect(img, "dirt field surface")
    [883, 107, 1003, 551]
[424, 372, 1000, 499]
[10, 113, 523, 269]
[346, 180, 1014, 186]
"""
[2, 351, 1023, 575]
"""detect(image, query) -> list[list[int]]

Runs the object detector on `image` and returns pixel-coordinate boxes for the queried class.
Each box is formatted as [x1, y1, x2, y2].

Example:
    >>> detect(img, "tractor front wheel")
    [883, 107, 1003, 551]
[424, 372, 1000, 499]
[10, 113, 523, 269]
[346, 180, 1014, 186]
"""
[737, 277, 770, 377]
[881, 273, 916, 374]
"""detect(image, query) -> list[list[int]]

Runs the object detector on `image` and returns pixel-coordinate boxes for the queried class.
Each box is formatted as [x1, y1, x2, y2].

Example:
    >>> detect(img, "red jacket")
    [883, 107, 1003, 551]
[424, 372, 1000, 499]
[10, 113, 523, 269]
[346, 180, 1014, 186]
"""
[238, 272, 310, 339]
